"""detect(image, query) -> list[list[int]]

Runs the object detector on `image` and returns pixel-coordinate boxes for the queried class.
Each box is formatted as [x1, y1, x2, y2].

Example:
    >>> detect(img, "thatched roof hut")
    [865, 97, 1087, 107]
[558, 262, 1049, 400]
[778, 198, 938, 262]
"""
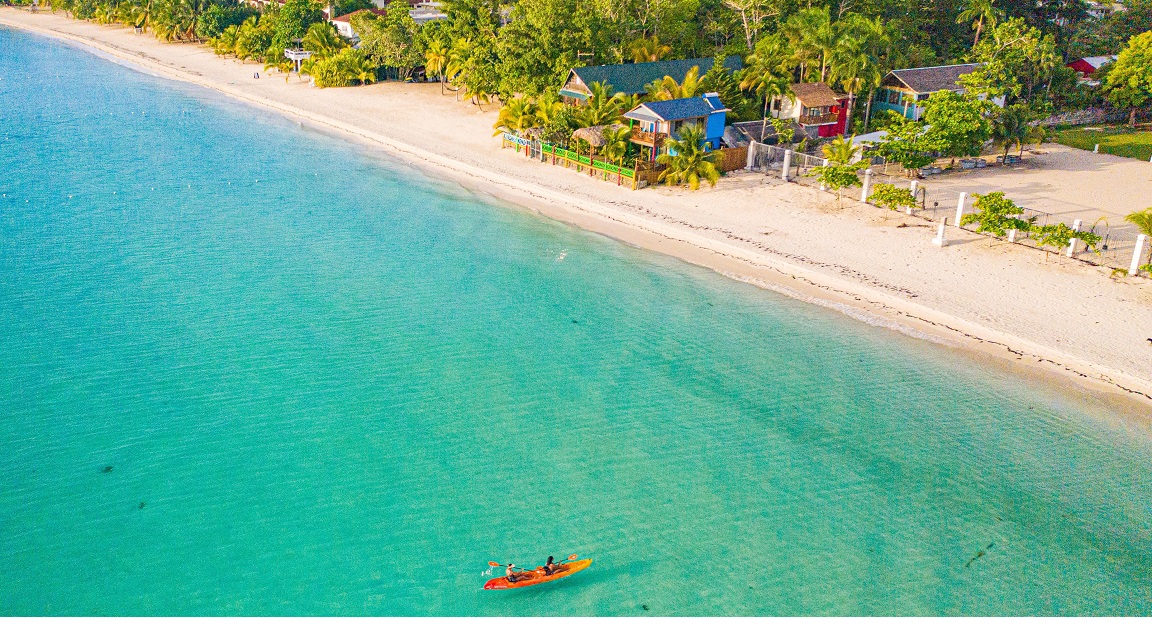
[571, 123, 627, 147]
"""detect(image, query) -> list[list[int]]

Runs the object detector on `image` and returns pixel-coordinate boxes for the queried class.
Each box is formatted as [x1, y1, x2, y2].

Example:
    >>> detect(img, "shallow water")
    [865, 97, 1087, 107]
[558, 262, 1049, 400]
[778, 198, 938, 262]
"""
[1, 27, 1151, 616]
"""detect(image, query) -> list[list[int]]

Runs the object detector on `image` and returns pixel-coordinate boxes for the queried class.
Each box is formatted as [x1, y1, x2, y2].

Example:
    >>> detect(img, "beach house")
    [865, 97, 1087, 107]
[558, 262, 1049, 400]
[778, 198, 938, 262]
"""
[769, 82, 849, 138]
[872, 63, 984, 121]
[1066, 55, 1117, 85]
[559, 57, 743, 104]
[622, 93, 729, 161]
[330, 7, 385, 38]
[330, 2, 447, 38]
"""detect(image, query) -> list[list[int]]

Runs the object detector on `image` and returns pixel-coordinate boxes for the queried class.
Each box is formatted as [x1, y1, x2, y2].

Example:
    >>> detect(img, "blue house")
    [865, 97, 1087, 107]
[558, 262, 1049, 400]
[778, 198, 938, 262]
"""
[622, 93, 728, 162]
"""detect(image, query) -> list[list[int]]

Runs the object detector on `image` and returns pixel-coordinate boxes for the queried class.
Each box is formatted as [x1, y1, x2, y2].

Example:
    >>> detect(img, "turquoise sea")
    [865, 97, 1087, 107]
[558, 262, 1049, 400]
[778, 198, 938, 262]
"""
[1, 27, 1151, 616]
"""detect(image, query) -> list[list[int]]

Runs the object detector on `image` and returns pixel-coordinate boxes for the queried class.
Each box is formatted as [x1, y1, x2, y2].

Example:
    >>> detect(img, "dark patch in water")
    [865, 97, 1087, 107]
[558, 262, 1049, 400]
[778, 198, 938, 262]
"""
[965, 543, 995, 568]
[102, 466, 113, 473]
[138, 502, 146, 510]
[641, 604, 649, 611]
[571, 319, 580, 324]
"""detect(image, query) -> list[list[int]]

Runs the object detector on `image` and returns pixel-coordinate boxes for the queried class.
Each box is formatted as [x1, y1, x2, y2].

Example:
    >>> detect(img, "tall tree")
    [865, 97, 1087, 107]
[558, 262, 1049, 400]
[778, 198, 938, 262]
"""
[1105, 31, 1152, 126]
[722, 0, 780, 52]
[956, 0, 1000, 48]
[740, 34, 794, 141]
[919, 91, 993, 165]
[958, 17, 1057, 105]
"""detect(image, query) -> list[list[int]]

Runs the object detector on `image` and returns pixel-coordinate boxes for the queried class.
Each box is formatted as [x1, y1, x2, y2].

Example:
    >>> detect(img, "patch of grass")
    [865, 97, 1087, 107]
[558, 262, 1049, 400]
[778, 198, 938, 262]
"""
[1054, 125, 1152, 161]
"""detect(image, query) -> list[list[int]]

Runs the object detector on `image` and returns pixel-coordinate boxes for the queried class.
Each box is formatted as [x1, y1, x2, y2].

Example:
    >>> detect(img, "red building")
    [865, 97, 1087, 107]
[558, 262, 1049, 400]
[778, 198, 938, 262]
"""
[769, 83, 849, 138]
[1067, 56, 1117, 79]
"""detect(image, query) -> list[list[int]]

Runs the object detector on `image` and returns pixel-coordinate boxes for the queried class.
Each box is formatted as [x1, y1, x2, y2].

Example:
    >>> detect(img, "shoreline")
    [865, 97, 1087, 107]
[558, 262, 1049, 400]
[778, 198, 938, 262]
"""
[4, 9, 1152, 412]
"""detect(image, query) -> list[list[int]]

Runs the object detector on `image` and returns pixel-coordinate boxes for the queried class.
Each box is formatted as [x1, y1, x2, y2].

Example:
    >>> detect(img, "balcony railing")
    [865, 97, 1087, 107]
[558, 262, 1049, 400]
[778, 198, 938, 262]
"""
[797, 112, 837, 126]
[630, 125, 667, 147]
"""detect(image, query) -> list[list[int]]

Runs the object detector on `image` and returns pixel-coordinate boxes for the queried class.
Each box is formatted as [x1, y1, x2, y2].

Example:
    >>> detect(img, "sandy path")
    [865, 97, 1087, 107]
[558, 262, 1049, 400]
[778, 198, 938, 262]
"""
[4, 8, 1152, 409]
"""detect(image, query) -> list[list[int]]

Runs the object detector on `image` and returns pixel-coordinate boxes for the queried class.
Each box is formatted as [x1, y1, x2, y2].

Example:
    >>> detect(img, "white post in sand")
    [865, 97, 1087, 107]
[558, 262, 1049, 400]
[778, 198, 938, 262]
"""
[1093, 143, 1099, 153]
[954, 192, 967, 227]
[819, 159, 829, 190]
[1067, 219, 1082, 257]
[906, 205, 913, 216]
[932, 218, 947, 247]
[909, 180, 918, 197]
[860, 169, 873, 202]
[1008, 228, 1017, 243]
[781, 149, 793, 181]
[745, 143, 757, 171]
[1131, 234, 1148, 276]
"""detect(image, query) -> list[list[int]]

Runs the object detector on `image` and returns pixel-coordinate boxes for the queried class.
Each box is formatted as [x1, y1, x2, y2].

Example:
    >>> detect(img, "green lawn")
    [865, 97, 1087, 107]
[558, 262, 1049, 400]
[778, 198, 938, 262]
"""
[1054, 126, 1152, 161]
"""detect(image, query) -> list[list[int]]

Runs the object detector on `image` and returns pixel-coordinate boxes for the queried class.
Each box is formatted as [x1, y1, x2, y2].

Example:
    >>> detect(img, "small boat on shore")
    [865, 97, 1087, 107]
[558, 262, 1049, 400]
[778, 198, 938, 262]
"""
[483, 558, 592, 590]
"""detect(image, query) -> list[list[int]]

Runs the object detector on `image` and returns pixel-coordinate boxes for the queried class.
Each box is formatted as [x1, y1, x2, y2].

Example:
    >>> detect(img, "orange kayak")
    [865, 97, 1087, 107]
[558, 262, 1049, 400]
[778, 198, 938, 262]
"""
[483, 558, 593, 590]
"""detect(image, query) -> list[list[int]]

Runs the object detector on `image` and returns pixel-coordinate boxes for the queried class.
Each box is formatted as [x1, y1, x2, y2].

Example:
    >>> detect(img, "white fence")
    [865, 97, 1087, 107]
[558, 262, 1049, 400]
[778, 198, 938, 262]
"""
[745, 142, 1150, 272]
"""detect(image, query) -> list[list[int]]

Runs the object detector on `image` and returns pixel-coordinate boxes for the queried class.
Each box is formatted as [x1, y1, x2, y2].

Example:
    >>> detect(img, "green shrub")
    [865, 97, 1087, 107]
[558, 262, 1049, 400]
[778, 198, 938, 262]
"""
[867, 183, 919, 211]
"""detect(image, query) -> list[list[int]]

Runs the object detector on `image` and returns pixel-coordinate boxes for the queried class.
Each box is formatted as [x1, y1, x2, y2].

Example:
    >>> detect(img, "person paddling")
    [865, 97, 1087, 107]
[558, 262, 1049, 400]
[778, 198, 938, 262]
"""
[543, 556, 565, 575]
[505, 563, 528, 583]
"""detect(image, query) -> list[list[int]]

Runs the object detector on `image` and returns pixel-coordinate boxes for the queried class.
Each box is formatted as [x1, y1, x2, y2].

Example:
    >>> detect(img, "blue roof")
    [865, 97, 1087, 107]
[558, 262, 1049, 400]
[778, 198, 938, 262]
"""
[624, 95, 727, 122]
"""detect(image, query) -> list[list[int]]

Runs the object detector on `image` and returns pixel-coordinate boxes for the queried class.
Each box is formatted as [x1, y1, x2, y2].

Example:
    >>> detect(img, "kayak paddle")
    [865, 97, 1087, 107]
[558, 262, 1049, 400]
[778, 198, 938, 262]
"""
[487, 554, 579, 568]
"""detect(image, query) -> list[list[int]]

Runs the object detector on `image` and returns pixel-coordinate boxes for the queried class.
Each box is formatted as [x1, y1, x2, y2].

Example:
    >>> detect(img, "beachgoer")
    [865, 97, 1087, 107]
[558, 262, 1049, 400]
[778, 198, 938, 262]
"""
[505, 563, 524, 583]
[543, 556, 561, 575]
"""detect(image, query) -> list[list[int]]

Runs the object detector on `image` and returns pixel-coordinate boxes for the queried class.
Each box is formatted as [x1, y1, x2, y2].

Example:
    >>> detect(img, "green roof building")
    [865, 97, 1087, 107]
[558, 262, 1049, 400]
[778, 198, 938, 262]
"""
[559, 56, 743, 103]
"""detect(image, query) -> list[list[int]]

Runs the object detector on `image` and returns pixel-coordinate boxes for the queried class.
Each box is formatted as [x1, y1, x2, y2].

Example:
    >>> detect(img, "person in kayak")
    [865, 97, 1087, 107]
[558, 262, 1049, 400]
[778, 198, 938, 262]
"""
[506, 564, 529, 583]
[542, 556, 562, 576]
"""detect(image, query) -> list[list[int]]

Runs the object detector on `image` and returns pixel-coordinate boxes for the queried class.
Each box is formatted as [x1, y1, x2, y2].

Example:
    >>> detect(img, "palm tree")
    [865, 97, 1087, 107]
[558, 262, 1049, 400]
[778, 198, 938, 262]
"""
[1126, 208, 1152, 237]
[600, 125, 632, 166]
[656, 124, 721, 190]
[425, 40, 448, 94]
[463, 85, 491, 111]
[957, 0, 1000, 48]
[445, 39, 472, 100]
[828, 15, 886, 133]
[576, 81, 625, 128]
[614, 94, 642, 116]
[993, 105, 1032, 161]
[646, 67, 703, 101]
[303, 22, 343, 58]
[741, 64, 792, 142]
[629, 36, 671, 63]
[533, 96, 563, 125]
[354, 64, 377, 86]
[782, 7, 830, 81]
[493, 96, 538, 136]
[822, 135, 860, 164]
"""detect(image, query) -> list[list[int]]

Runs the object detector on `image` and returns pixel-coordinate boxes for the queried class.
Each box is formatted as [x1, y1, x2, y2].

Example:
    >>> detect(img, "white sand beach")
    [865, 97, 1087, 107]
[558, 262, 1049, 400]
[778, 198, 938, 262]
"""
[4, 8, 1152, 407]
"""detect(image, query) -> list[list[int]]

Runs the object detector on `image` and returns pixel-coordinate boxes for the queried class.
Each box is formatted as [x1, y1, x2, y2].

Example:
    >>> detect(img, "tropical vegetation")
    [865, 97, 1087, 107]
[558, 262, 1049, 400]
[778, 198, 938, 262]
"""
[41, 0, 1152, 126]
